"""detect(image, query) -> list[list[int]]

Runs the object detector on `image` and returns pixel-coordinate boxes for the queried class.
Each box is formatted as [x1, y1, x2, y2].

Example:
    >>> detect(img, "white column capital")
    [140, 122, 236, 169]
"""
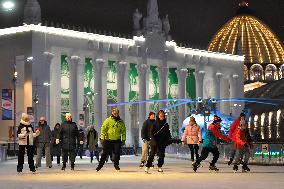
[138, 63, 149, 73]
[70, 55, 81, 63]
[178, 68, 188, 79]
[232, 74, 239, 79]
[216, 72, 224, 80]
[43, 52, 54, 61]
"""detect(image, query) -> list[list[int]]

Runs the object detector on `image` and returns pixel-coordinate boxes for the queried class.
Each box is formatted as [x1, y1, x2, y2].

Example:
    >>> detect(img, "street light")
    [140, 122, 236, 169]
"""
[13, 64, 17, 156]
[2, 0, 15, 11]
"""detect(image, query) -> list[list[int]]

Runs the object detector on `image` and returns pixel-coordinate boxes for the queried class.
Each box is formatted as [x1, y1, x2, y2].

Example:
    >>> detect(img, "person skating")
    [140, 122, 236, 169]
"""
[77, 127, 85, 159]
[232, 120, 253, 172]
[139, 112, 156, 168]
[56, 113, 79, 171]
[228, 113, 246, 165]
[96, 108, 126, 172]
[145, 110, 172, 173]
[192, 115, 229, 172]
[17, 113, 40, 173]
[86, 125, 99, 163]
[35, 116, 52, 169]
[50, 123, 61, 166]
[181, 116, 202, 163]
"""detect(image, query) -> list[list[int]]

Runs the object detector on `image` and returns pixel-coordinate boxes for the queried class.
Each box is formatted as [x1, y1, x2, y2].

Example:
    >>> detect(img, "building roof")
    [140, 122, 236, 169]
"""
[0, 0, 283, 48]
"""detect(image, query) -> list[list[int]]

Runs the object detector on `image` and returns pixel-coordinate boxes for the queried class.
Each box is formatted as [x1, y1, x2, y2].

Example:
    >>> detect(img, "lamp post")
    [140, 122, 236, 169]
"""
[13, 64, 17, 156]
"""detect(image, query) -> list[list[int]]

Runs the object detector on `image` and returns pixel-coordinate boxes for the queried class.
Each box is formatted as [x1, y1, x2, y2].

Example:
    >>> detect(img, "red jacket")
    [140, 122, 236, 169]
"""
[228, 118, 241, 142]
[234, 124, 252, 149]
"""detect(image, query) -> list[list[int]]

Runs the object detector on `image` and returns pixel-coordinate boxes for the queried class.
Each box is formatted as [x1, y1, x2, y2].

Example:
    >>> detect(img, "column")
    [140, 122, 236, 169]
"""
[177, 68, 188, 130]
[43, 52, 54, 124]
[50, 50, 61, 128]
[158, 66, 168, 109]
[229, 74, 239, 117]
[138, 63, 148, 140]
[195, 70, 205, 110]
[77, 60, 85, 127]
[93, 59, 105, 130]
[69, 55, 80, 123]
[117, 61, 127, 121]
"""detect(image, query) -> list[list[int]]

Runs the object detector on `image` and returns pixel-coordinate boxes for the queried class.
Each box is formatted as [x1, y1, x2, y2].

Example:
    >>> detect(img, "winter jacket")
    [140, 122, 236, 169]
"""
[87, 129, 98, 151]
[150, 119, 171, 147]
[100, 116, 126, 141]
[234, 123, 252, 149]
[50, 127, 61, 156]
[17, 120, 38, 146]
[182, 123, 202, 144]
[35, 121, 51, 143]
[141, 119, 155, 141]
[203, 123, 229, 148]
[57, 121, 79, 150]
[228, 118, 241, 142]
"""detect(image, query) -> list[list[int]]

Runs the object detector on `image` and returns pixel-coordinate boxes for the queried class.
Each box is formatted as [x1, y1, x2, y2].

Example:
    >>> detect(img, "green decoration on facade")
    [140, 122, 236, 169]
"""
[107, 60, 117, 103]
[186, 69, 196, 112]
[61, 54, 69, 122]
[129, 63, 139, 102]
[84, 58, 95, 125]
[149, 65, 159, 112]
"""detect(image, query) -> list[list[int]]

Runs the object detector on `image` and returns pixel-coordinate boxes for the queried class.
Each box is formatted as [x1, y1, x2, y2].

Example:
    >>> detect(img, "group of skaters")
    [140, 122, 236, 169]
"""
[16, 106, 253, 174]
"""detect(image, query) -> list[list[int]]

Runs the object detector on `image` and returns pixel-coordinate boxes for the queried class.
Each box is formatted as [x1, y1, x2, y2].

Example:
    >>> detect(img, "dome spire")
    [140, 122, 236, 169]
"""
[23, 0, 41, 25]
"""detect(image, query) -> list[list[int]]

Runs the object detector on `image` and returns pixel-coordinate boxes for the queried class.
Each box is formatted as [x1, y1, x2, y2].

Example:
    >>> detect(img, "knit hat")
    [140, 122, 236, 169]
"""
[21, 113, 29, 122]
[148, 112, 155, 118]
[213, 115, 222, 123]
[240, 112, 246, 117]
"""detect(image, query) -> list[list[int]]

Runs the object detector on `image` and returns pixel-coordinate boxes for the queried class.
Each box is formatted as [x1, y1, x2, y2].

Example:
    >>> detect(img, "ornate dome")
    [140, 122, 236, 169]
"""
[208, 3, 284, 65]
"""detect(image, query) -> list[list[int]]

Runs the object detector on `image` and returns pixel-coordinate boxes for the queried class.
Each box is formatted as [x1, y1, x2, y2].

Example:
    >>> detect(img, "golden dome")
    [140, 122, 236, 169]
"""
[208, 15, 284, 64]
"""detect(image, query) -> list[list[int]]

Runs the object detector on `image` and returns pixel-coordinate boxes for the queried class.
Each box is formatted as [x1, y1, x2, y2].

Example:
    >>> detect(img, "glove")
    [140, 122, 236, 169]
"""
[121, 140, 125, 146]
[199, 140, 203, 144]
[181, 141, 185, 145]
[80, 141, 84, 145]
[55, 139, 60, 144]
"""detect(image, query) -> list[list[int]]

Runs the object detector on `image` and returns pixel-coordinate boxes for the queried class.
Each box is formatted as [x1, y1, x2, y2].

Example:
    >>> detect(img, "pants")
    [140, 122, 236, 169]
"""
[229, 144, 236, 160]
[188, 144, 199, 161]
[234, 146, 250, 165]
[51, 155, 61, 164]
[17, 145, 35, 170]
[98, 140, 121, 168]
[90, 150, 99, 162]
[62, 148, 77, 166]
[77, 144, 84, 158]
[141, 141, 150, 163]
[36, 143, 52, 167]
[196, 147, 219, 166]
[146, 144, 166, 168]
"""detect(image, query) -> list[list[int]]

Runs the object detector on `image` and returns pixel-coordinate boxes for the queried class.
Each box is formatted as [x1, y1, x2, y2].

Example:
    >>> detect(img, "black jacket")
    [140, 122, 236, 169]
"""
[141, 119, 155, 141]
[150, 119, 171, 146]
[58, 121, 79, 150]
[35, 121, 51, 143]
[51, 127, 61, 156]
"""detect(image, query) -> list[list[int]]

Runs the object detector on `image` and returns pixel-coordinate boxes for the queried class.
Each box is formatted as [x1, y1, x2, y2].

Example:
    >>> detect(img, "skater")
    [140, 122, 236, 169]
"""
[86, 125, 99, 163]
[192, 115, 229, 172]
[139, 112, 155, 168]
[35, 116, 52, 168]
[232, 120, 253, 172]
[77, 127, 85, 159]
[56, 113, 79, 171]
[17, 113, 40, 173]
[228, 113, 246, 165]
[181, 116, 202, 163]
[96, 108, 126, 172]
[145, 110, 172, 173]
[51, 123, 61, 166]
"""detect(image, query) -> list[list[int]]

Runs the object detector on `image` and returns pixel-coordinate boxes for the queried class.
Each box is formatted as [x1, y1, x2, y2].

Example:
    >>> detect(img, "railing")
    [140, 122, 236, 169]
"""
[165, 142, 284, 165]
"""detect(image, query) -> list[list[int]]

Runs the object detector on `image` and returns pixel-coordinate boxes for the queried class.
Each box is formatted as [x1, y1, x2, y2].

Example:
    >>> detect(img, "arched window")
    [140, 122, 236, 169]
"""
[279, 65, 284, 79]
[250, 64, 263, 81]
[265, 64, 277, 81]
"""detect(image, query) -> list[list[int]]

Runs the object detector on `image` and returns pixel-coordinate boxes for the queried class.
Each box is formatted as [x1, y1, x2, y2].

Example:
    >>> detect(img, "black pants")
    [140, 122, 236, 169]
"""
[196, 147, 219, 166]
[188, 144, 199, 161]
[90, 150, 99, 162]
[98, 140, 121, 168]
[146, 144, 166, 168]
[62, 148, 76, 166]
[17, 145, 35, 170]
[51, 156, 61, 164]
[77, 144, 84, 158]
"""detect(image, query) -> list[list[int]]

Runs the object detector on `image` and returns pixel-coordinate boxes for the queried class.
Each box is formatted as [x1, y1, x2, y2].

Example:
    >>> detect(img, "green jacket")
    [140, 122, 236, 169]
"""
[100, 116, 126, 141]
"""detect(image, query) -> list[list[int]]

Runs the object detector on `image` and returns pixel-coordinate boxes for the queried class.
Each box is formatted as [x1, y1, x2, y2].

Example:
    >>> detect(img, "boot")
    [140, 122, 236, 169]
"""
[114, 165, 120, 172]
[158, 167, 163, 173]
[71, 163, 75, 170]
[17, 165, 23, 173]
[139, 162, 144, 168]
[233, 165, 238, 172]
[227, 158, 233, 166]
[242, 164, 250, 172]
[30, 166, 36, 173]
[61, 163, 66, 171]
[192, 162, 200, 172]
[96, 165, 103, 172]
[209, 164, 219, 172]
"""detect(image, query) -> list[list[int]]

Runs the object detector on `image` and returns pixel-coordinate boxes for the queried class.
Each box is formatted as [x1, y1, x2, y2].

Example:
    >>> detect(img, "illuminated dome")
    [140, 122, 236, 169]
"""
[208, 2, 284, 82]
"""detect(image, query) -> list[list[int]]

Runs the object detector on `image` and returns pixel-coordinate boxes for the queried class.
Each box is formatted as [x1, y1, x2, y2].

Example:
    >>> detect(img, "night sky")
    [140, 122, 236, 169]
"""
[0, 0, 283, 48]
